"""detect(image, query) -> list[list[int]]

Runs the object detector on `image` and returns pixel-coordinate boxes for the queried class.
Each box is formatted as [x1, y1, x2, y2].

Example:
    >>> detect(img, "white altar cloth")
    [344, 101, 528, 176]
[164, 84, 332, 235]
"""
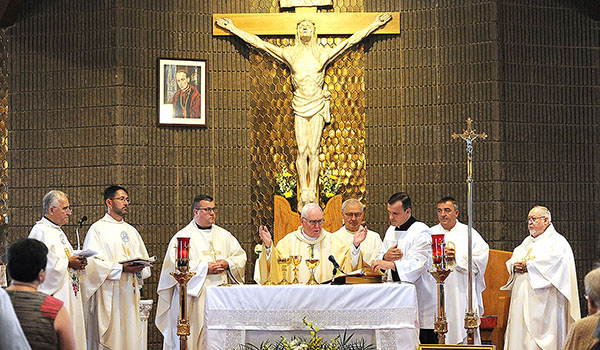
[205, 283, 419, 350]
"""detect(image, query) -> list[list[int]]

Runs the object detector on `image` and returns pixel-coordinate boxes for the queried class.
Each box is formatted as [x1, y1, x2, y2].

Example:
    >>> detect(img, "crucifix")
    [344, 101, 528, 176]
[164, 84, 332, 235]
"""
[213, 1, 400, 210]
[451, 118, 488, 345]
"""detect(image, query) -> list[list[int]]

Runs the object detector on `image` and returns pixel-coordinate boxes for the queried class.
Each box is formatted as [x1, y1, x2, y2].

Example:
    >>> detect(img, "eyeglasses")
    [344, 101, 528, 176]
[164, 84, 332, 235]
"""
[195, 207, 217, 213]
[343, 212, 363, 218]
[526, 216, 546, 223]
[113, 197, 131, 204]
[304, 218, 324, 226]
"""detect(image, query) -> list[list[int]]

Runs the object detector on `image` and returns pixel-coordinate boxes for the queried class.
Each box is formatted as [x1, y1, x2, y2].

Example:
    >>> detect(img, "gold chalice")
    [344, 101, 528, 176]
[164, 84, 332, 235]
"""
[290, 255, 301, 284]
[305, 258, 320, 285]
[278, 257, 291, 285]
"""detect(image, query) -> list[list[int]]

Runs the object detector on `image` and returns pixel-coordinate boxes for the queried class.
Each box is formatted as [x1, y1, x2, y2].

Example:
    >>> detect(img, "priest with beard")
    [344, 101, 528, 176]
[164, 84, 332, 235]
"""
[502, 205, 580, 350]
[82, 185, 152, 350]
[255, 203, 361, 284]
[155, 195, 247, 350]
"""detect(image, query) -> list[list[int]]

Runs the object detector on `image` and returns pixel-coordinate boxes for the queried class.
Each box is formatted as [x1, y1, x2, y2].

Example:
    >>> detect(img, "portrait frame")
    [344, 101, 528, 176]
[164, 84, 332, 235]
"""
[157, 58, 207, 127]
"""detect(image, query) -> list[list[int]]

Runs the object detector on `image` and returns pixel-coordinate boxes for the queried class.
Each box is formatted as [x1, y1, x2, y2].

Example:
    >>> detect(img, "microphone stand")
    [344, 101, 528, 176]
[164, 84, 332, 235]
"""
[76, 224, 82, 250]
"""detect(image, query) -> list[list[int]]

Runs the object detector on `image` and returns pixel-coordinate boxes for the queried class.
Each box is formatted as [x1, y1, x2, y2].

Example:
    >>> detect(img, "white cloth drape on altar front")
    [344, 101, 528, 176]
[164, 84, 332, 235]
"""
[204, 283, 419, 350]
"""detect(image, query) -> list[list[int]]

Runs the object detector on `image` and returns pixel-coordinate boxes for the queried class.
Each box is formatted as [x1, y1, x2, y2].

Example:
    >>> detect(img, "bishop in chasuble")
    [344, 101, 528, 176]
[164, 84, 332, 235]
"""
[255, 203, 361, 285]
[82, 186, 152, 350]
[155, 195, 247, 350]
[28, 190, 88, 350]
[503, 205, 580, 350]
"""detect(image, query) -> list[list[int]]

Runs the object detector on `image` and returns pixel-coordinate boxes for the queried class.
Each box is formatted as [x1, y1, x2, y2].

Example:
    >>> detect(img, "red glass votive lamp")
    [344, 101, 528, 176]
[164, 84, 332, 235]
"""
[176, 237, 191, 268]
[431, 234, 444, 265]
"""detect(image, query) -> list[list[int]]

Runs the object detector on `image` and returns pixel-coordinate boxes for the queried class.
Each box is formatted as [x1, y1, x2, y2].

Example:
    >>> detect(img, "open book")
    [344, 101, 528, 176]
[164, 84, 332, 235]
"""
[323, 265, 385, 285]
[119, 256, 157, 267]
[72, 249, 98, 258]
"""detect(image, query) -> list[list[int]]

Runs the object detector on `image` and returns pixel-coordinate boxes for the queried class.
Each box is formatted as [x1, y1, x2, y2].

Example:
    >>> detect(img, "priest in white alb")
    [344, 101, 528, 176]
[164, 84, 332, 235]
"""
[430, 197, 489, 344]
[502, 205, 580, 350]
[28, 190, 88, 350]
[155, 195, 247, 350]
[255, 203, 361, 284]
[82, 185, 152, 350]
[333, 198, 382, 265]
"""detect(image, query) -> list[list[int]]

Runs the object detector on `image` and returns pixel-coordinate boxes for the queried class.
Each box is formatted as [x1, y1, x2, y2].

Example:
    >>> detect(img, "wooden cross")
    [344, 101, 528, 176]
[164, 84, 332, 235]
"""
[213, 1, 400, 36]
[202, 244, 221, 262]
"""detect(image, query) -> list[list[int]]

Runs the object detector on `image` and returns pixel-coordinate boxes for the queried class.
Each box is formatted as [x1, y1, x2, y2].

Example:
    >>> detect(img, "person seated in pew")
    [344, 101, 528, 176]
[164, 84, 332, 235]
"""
[5, 238, 76, 350]
[564, 266, 600, 350]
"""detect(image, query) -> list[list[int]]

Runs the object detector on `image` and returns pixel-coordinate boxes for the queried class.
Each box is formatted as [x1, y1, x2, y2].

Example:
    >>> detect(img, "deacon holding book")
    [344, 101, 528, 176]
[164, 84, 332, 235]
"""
[82, 185, 152, 350]
[155, 195, 247, 350]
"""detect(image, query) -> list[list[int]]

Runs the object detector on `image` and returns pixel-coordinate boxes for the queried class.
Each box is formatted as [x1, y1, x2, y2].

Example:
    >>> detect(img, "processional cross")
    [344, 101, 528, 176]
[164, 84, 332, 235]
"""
[451, 118, 487, 345]
[213, 1, 400, 210]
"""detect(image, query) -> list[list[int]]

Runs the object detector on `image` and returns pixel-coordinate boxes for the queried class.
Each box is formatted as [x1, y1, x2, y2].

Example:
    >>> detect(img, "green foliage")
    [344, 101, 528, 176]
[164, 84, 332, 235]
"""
[238, 317, 375, 350]
[318, 161, 342, 199]
[275, 161, 297, 199]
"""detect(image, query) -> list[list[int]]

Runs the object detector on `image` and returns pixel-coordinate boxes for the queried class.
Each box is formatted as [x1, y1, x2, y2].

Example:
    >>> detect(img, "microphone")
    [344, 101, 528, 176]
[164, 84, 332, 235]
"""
[76, 215, 87, 251]
[77, 215, 88, 228]
[328, 255, 349, 276]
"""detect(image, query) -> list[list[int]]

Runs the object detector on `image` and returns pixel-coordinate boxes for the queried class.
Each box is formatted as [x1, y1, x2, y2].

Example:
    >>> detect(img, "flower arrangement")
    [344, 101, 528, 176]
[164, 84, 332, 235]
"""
[275, 161, 297, 199]
[239, 317, 375, 350]
[319, 161, 342, 200]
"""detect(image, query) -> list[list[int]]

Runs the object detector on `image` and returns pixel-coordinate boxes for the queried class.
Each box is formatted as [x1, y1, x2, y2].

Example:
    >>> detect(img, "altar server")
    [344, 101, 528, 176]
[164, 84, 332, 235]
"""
[430, 197, 489, 344]
[29, 190, 88, 350]
[333, 198, 382, 265]
[155, 194, 247, 350]
[371, 191, 437, 344]
[82, 185, 152, 350]
[503, 205, 580, 350]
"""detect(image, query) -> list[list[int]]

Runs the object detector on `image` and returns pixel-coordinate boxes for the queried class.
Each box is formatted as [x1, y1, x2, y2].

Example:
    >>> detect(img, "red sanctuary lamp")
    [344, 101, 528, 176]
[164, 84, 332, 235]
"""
[429, 233, 452, 344]
[176, 237, 191, 271]
[171, 237, 195, 350]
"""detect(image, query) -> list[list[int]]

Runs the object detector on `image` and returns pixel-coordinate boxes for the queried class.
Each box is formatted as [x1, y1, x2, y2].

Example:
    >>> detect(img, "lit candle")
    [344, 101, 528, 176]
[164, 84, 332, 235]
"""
[176, 237, 191, 268]
[431, 234, 444, 265]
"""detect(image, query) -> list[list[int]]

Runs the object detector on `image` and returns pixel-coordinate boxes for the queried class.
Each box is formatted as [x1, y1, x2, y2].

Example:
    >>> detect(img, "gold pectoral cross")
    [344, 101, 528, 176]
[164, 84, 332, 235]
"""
[203, 244, 221, 262]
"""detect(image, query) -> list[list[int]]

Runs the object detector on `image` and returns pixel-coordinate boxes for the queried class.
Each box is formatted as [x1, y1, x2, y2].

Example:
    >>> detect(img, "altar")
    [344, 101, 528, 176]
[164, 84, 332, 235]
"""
[204, 283, 420, 350]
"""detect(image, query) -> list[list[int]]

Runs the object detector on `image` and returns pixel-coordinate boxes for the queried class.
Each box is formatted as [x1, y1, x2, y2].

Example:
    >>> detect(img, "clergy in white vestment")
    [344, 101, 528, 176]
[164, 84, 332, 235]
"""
[333, 198, 382, 265]
[82, 186, 152, 350]
[155, 195, 247, 350]
[255, 203, 360, 284]
[430, 197, 489, 344]
[28, 190, 88, 350]
[502, 205, 580, 350]
[372, 192, 437, 344]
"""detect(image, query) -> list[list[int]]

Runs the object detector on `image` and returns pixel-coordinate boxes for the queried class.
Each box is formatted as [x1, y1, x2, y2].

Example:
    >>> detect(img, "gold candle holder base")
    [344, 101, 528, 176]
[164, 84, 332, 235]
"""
[429, 264, 452, 344]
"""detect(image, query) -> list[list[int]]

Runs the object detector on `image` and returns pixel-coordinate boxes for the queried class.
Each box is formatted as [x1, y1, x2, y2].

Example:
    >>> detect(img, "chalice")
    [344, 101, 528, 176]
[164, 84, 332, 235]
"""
[277, 257, 291, 285]
[290, 255, 301, 284]
[305, 258, 320, 285]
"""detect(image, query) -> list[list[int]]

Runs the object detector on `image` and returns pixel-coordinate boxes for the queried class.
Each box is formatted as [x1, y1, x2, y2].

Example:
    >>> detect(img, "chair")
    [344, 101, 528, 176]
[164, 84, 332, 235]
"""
[480, 249, 513, 349]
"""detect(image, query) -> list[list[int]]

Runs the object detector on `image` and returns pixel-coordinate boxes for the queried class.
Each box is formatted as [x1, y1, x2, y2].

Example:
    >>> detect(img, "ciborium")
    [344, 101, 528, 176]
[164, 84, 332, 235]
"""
[305, 258, 320, 285]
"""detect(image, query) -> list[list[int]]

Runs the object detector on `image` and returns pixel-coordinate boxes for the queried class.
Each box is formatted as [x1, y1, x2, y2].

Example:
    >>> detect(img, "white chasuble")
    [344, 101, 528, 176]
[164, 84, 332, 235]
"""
[255, 227, 358, 285]
[155, 222, 247, 350]
[81, 214, 151, 350]
[430, 221, 489, 344]
[503, 224, 580, 350]
[29, 217, 87, 350]
[333, 225, 382, 265]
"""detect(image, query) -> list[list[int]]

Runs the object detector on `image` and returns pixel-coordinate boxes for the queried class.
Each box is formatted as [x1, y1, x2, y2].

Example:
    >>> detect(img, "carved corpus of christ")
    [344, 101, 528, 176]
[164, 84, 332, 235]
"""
[216, 13, 392, 210]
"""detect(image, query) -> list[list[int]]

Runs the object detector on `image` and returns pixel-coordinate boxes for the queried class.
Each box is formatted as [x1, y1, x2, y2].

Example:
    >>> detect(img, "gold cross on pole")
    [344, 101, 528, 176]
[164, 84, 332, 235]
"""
[202, 244, 221, 262]
[451, 118, 487, 345]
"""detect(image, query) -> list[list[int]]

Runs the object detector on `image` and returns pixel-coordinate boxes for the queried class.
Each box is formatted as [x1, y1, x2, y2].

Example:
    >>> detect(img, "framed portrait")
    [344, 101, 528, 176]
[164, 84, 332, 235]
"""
[158, 58, 206, 126]
[418, 345, 495, 350]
